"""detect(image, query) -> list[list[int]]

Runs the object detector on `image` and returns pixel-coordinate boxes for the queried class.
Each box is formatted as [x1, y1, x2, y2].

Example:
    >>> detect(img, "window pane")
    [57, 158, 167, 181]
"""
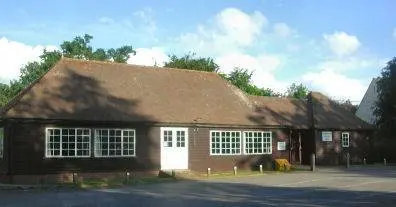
[244, 131, 272, 155]
[210, 131, 241, 155]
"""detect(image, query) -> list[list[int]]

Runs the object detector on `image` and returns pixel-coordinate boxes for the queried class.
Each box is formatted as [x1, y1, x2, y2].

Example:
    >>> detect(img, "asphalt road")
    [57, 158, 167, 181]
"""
[0, 166, 395, 207]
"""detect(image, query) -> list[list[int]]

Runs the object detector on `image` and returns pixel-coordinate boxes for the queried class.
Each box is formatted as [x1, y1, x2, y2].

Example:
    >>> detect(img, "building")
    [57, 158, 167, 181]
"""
[0, 58, 374, 183]
[356, 78, 380, 124]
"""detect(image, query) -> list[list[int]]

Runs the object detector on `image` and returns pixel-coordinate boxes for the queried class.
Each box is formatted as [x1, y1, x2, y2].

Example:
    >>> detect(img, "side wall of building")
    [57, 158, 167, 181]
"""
[6, 121, 291, 181]
[315, 130, 371, 165]
[188, 127, 290, 172]
[6, 121, 161, 176]
[0, 122, 9, 182]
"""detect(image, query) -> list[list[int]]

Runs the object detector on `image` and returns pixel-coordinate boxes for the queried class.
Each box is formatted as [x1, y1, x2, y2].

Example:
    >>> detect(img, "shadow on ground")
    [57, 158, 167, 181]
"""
[323, 165, 396, 179]
[0, 179, 395, 207]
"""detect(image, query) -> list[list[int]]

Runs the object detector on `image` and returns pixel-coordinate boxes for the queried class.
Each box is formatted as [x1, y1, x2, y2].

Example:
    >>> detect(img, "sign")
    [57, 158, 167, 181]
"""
[321, 131, 333, 141]
[277, 142, 286, 150]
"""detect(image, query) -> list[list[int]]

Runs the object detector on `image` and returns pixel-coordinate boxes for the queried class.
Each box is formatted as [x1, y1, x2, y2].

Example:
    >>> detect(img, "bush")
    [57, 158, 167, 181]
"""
[250, 155, 274, 171]
[274, 159, 291, 171]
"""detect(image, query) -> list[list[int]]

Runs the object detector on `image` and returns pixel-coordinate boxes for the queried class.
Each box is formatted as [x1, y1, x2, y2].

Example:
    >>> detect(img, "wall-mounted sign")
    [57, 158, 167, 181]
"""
[321, 131, 333, 141]
[277, 142, 286, 150]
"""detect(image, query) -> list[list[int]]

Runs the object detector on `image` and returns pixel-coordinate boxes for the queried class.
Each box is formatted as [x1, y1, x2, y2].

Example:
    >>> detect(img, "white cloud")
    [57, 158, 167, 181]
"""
[393, 28, 396, 40]
[323, 31, 361, 57]
[178, 8, 268, 56]
[302, 69, 368, 101]
[127, 47, 169, 67]
[317, 57, 383, 72]
[216, 52, 287, 92]
[0, 37, 57, 83]
[216, 52, 281, 74]
[175, 8, 290, 93]
[273, 23, 293, 37]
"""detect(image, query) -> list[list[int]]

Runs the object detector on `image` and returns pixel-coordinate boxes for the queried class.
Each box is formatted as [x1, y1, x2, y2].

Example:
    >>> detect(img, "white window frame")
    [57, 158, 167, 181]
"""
[94, 128, 136, 158]
[243, 131, 272, 155]
[45, 127, 91, 158]
[341, 132, 350, 147]
[0, 128, 3, 158]
[322, 131, 333, 141]
[209, 130, 242, 156]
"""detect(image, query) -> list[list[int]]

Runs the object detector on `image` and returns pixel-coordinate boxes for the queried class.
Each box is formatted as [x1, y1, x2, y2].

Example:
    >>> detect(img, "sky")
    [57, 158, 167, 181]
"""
[0, 0, 395, 103]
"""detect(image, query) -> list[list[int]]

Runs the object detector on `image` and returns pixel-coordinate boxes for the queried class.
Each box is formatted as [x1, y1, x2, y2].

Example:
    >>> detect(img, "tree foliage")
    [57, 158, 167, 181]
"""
[164, 54, 281, 97]
[370, 57, 396, 160]
[0, 34, 135, 107]
[375, 57, 396, 138]
[286, 83, 309, 99]
[330, 98, 358, 114]
[164, 53, 220, 72]
[224, 68, 280, 97]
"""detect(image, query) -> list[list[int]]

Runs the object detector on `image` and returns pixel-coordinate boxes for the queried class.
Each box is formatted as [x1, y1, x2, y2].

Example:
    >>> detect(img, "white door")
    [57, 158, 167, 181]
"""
[160, 127, 188, 170]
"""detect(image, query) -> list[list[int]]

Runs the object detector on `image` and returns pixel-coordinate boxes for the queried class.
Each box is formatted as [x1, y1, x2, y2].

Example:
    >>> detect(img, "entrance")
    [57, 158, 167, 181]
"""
[160, 127, 189, 170]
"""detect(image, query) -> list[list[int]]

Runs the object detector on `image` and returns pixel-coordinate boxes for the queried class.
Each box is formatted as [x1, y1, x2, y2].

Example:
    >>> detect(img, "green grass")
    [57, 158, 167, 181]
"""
[199, 169, 284, 179]
[74, 176, 178, 189]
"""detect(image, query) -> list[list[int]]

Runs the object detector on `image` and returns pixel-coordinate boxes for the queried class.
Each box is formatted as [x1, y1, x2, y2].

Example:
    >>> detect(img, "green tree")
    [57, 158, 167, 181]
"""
[330, 98, 358, 114]
[0, 34, 135, 107]
[374, 57, 396, 159]
[60, 34, 135, 62]
[225, 68, 280, 96]
[0, 83, 10, 107]
[164, 53, 220, 72]
[286, 83, 309, 99]
[164, 53, 280, 97]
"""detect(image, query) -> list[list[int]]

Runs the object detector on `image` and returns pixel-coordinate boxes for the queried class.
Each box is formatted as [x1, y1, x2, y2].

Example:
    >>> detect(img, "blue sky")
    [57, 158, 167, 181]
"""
[0, 0, 395, 102]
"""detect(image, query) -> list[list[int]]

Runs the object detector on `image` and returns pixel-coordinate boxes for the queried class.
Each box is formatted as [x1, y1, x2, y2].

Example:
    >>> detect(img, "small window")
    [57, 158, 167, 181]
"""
[322, 131, 333, 141]
[94, 129, 136, 157]
[210, 131, 241, 155]
[244, 131, 272, 155]
[0, 128, 3, 158]
[342, 132, 350, 147]
[46, 128, 91, 158]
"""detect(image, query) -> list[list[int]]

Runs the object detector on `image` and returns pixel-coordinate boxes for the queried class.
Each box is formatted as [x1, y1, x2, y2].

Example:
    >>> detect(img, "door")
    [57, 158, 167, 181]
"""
[160, 127, 188, 170]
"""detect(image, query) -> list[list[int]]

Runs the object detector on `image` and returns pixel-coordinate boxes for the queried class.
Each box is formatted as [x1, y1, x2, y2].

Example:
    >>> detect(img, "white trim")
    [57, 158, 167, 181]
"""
[160, 127, 189, 170]
[341, 132, 350, 148]
[243, 131, 272, 155]
[209, 130, 242, 156]
[93, 128, 136, 158]
[45, 127, 91, 158]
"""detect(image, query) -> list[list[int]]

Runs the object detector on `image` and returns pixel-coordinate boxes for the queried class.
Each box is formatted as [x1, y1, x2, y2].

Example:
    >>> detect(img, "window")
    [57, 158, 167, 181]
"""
[94, 129, 136, 157]
[163, 130, 172, 147]
[46, 128, 91, 158]
[176, 130, 186, 147]
[342, 132, 350, 147]
[210, 131, 241, 155]
[322, 131, 333, 141]
[244, 131, 272, 154]
[0, 128, 3, 158]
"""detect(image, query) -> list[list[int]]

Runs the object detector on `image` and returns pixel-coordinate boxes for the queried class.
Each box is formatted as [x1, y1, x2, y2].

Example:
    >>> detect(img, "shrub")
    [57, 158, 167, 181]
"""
[274, 159, 291, 171]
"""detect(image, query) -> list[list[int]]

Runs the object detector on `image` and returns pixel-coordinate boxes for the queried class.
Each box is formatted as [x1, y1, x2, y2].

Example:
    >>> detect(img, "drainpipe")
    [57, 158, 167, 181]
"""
[299, 131, 302, 165]
[289, 127, 292, 164]
[308, 93, 317, 159]
[6, 121, 13, 183]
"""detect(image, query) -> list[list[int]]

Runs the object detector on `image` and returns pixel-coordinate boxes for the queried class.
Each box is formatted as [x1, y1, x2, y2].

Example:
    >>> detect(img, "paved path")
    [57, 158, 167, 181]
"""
[0, 166, 395, 207]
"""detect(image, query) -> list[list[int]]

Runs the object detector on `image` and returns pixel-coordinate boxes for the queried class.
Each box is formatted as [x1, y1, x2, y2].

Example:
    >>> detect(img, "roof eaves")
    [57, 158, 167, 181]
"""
[1, 58, 66, 118]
